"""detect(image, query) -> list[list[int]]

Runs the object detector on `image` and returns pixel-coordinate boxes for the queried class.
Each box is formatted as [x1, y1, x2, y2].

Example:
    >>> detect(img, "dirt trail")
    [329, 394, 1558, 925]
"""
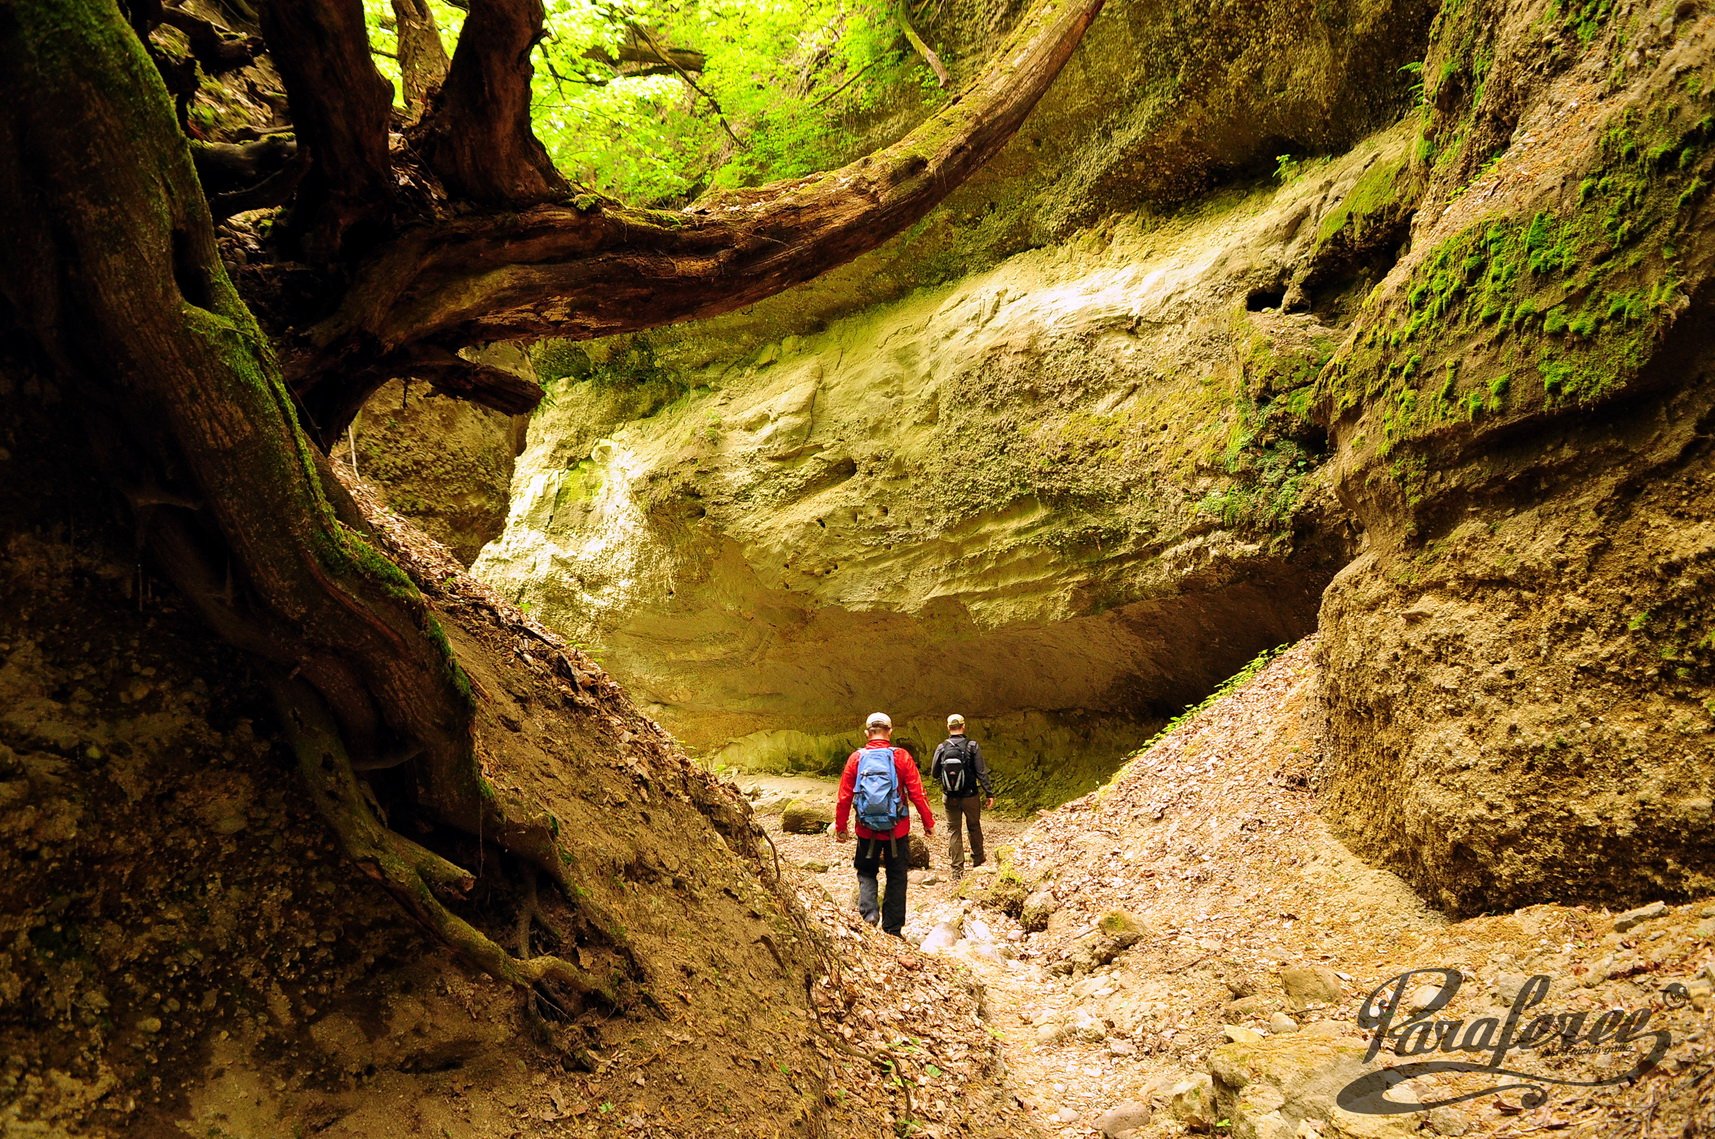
[751, 641, 1715, 1138]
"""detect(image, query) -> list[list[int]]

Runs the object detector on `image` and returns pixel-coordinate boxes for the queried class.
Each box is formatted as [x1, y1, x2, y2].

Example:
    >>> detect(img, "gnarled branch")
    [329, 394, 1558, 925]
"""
[258, 0, 395, 260]
[631, 22, 740, 145]
[419, 0, 569, 205]
[290, 0, 1105, 440]
[159, 5, 263, 74]
[404, 347, 545, 414]
[392, 0, 450, 120]
[896, 0, 948, 87]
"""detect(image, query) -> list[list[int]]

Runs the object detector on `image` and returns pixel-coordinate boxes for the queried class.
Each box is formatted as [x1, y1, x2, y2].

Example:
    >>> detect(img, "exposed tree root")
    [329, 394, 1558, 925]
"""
[272, 678, 630, 1016]
[473, 782, 655, 996]
[805, 971, 917, 1122]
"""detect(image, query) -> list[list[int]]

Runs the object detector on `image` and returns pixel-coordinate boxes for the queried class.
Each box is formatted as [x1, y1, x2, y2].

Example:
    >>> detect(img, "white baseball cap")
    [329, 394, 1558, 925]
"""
[946, 713, 965, 728]
[865, 711, 892, 730]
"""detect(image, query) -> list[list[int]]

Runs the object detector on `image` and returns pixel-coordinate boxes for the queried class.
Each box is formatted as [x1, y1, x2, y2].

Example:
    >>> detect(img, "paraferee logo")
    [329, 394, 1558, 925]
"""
[1337, 968, 1689, 1114]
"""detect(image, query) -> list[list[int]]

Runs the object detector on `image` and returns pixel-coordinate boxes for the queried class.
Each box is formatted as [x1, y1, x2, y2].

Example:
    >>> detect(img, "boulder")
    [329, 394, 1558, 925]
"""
[781, 801, 831, 835]
[1068, 1011, 1108, 1042]
[1227, 994, 1279, 1019]
[980, 872, 1028, 918]
[920, 918, 962, 954]
[1021, 886, 1057, 931]
[1094, 1100, 1152, 1137]
[907, 833, 931, 869]
[1070, 910, 1147, 973]
[1614, 901, 1669, 932]
[1219, 963, 1265, 998]
[1278, 965, 1343, 1010]
[1210, 1030, 1420, 1139]
[1168, 1073, 1216, 1132]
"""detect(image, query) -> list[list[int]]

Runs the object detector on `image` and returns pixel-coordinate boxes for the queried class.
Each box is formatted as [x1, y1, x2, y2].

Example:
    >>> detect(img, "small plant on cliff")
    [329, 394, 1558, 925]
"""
[1401, 60, 1426, 107]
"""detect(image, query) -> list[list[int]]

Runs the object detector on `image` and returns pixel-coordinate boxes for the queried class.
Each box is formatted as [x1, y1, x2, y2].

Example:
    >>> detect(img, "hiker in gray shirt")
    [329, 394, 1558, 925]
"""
[929, 714, 994, 881]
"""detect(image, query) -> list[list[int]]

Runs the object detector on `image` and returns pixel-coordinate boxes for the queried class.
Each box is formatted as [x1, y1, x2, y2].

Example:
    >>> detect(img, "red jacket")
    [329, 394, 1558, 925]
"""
[836, 744, 934, 840]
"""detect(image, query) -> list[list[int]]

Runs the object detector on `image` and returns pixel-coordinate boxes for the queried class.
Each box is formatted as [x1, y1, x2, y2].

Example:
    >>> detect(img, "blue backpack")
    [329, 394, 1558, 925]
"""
[853, 747, 905, 832]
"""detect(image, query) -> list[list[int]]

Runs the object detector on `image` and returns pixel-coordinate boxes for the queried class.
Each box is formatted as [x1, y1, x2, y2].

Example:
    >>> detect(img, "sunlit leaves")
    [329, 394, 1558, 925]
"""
[363, 0, 939, 204]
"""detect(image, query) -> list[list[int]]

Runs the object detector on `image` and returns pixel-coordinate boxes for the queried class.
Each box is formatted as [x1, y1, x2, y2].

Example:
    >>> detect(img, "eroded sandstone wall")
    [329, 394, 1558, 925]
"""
[1314, 0, 1715, 913]
[473, 132, 1430, 794]
[334, 352, 533, 567]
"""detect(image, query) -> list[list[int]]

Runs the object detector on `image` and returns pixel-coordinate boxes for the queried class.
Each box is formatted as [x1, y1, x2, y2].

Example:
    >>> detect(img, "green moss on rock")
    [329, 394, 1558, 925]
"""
[1324, 99, 1711, 456]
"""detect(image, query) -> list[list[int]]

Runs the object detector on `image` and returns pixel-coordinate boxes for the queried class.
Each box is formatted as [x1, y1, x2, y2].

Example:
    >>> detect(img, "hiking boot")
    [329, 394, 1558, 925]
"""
[951, 865, 964, 883]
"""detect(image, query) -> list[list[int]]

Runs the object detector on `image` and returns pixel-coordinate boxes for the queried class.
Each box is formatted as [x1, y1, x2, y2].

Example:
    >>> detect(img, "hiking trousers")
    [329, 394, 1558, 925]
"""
[944, 795, 985, 872]
[853, 836, 909, 935]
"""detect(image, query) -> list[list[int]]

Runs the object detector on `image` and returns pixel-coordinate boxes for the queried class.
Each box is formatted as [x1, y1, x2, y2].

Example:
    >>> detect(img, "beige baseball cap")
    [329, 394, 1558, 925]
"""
[946, 713, 965, 728]
[865, 711, 892, 730]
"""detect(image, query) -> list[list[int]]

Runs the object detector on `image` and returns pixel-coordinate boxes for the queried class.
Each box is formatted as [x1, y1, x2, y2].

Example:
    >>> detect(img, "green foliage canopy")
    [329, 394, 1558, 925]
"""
[363, 0, 944, 204]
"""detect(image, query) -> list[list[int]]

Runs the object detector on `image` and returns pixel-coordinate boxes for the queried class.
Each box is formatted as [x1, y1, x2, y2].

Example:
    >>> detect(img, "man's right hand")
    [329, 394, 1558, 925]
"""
[835, 829, 850, 843]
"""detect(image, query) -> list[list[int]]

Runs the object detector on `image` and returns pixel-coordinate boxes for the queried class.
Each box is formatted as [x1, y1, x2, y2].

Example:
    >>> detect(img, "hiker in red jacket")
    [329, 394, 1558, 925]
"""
[835, 712, 934, 937]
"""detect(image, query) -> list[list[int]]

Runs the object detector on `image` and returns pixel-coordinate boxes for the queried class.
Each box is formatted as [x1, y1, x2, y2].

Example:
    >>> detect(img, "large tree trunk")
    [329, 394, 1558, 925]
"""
[418, 0, 569, 205]
[0, 0, 632, 1012]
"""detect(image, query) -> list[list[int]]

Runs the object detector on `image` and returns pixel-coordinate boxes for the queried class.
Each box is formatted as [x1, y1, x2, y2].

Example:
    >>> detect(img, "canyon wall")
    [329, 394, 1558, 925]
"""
[1314, 0, 1715, 913]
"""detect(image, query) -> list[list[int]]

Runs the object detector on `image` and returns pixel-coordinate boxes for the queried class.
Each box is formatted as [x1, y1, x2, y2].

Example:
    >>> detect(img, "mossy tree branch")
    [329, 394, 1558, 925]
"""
[595, 32, 706, 73]
[289, 0, 1106, 440]
[392, 0, 451, 119]
[896, 0, 949, 87]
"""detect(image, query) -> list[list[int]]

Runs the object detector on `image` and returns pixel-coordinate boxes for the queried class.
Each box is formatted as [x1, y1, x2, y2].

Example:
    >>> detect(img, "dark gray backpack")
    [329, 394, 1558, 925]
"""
[938, 737, 976, 797]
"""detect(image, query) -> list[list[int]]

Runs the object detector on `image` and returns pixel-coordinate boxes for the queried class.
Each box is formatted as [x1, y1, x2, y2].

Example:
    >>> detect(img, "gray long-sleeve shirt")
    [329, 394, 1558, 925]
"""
[930, 735, 992, 798]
